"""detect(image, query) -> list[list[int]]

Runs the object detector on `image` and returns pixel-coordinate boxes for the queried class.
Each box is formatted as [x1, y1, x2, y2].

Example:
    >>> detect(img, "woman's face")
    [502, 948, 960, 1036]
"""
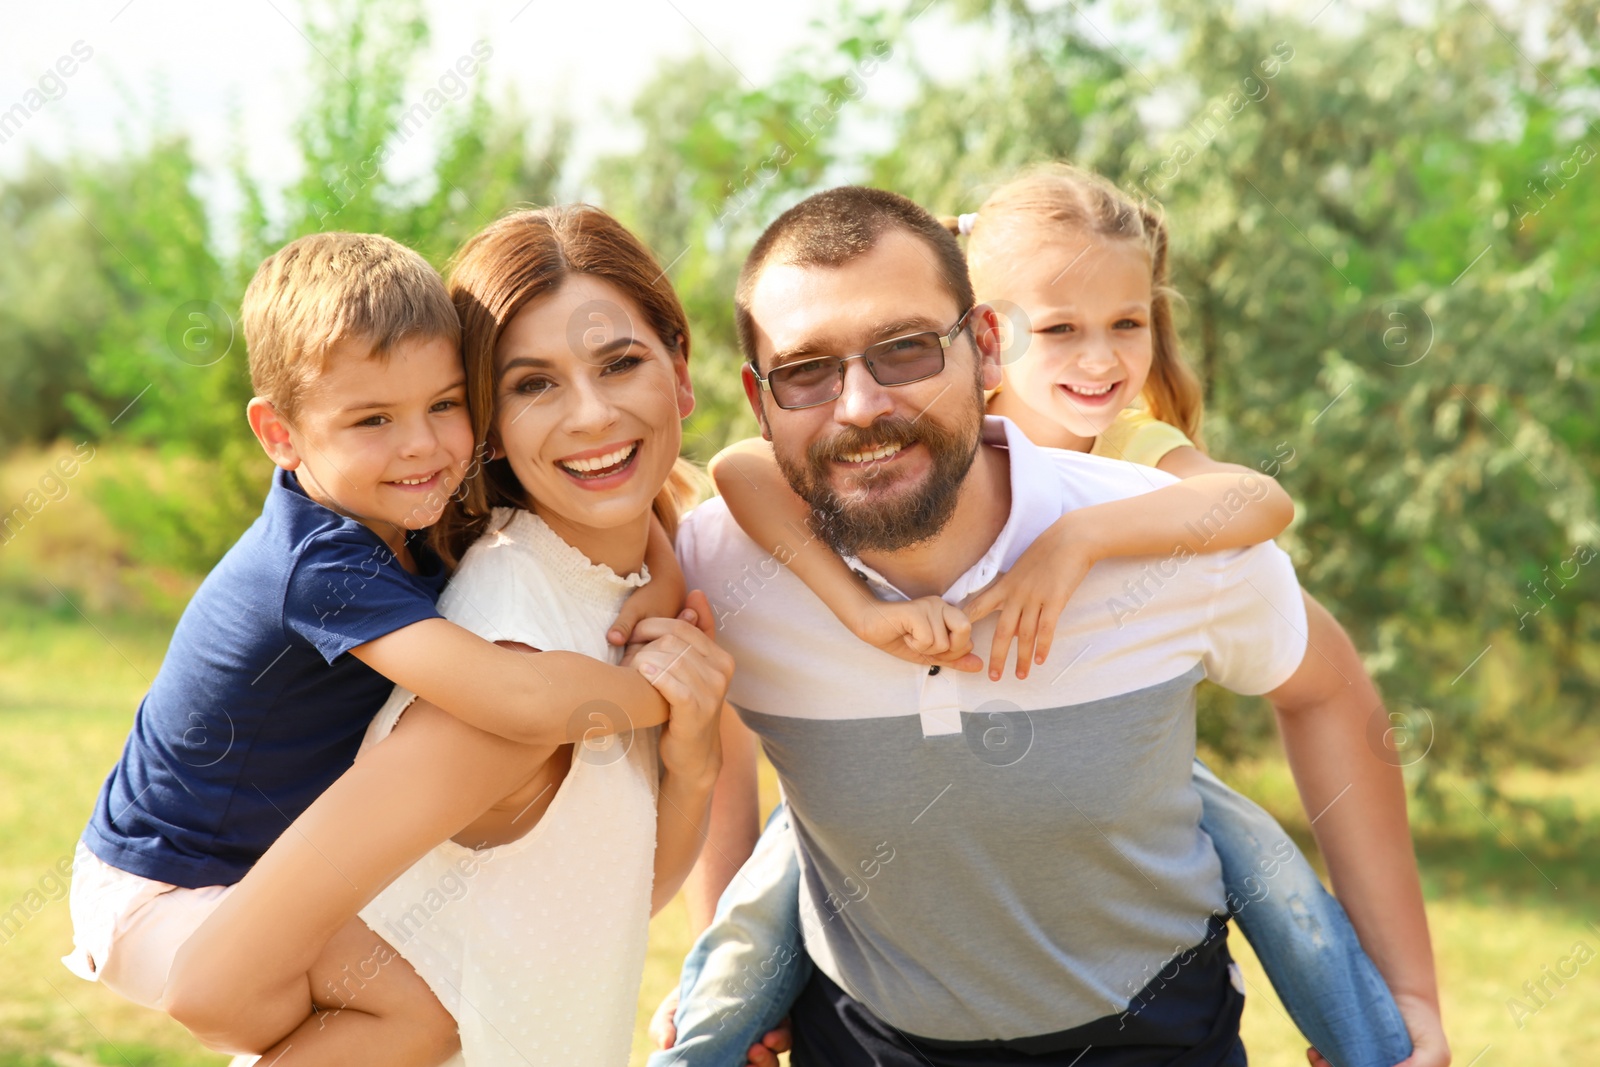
[978, 230, 1154, 447]
[491, 274, 693, 538]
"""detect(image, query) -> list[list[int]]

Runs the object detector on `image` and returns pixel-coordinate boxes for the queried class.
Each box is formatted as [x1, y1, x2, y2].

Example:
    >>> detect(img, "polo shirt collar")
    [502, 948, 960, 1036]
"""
[843, 415, 1063, 604]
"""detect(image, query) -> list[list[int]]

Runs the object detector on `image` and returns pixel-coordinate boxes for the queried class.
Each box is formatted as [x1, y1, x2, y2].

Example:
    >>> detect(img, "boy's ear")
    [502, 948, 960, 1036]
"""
[247, 397, 301, 470]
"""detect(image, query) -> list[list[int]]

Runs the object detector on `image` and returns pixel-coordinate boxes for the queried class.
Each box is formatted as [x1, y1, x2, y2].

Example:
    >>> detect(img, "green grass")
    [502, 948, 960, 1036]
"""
[3, 456, 1596, 1065]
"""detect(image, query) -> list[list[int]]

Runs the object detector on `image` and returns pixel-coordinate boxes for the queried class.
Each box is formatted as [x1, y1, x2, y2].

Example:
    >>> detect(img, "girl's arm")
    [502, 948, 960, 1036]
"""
[712, 439, 980, 670]
[352, 620, 670, 746]
[964, 454, 1294, 680]
[711, 439, 882, 631]
[609, 511, 689, 647]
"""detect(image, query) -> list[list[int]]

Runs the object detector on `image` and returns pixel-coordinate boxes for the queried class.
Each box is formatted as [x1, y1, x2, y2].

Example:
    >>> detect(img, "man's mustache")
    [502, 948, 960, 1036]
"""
[808, 418, 921, 465]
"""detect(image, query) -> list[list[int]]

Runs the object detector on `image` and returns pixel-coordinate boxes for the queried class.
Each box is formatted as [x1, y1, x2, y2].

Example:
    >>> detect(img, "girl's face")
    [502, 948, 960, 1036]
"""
[490, 274, 693, 543]
[979, 231, 1154, 450]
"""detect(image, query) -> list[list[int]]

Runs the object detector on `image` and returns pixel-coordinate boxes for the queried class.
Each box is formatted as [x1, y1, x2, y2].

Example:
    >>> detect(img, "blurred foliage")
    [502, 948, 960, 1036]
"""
[0, 0, 1595, 804]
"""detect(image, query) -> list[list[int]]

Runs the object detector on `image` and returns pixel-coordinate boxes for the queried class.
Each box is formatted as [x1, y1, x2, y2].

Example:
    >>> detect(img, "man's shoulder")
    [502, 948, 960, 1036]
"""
[677, 495, 764, 571]
[1035, 443, 1182, 509]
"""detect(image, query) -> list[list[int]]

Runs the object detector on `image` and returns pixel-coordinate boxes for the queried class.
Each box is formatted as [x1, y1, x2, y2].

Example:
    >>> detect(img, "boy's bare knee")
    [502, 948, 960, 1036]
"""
[163, 950, 288, 1054]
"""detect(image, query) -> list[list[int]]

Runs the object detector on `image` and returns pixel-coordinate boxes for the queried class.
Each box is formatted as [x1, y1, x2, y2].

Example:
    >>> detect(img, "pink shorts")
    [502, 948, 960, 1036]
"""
[62, 839, 235, 1010]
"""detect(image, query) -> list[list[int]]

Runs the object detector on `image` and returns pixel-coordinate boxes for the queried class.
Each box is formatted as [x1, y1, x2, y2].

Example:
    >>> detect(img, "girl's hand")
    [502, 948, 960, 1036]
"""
[630, 590, 735, 779]
[962, 523, 1097, 681]
[855, 596, 983, 672]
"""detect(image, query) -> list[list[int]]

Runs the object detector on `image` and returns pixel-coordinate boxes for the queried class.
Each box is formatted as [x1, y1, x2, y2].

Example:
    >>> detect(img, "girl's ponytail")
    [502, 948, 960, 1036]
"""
[1135, 205, 1205, 449]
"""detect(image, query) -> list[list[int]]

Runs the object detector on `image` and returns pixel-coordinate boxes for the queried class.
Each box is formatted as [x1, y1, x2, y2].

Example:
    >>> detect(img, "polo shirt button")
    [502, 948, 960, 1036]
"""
[927, 665, 941, 676]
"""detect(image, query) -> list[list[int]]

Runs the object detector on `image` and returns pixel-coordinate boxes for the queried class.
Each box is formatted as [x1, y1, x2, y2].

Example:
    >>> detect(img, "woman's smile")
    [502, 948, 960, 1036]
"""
[554, 438, 643, 488]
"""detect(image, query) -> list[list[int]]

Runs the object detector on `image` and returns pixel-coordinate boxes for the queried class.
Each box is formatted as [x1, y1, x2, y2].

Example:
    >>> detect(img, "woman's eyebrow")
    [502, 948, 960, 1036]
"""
[498, 336, 645, 376]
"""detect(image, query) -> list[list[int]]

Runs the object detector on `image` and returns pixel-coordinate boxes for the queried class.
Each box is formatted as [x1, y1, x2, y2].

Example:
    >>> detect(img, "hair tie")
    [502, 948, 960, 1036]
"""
[958, 212, 979, 236]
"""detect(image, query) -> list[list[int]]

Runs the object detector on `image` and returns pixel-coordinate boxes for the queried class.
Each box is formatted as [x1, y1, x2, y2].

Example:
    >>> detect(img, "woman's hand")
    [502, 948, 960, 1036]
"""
[853, 595, 983, 672]
[962, 519, 1098, 681]
[630, 590, 735, 781]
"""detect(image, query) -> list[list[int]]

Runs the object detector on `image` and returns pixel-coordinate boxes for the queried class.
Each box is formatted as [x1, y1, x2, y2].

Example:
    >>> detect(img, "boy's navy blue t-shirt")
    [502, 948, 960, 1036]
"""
[82, 467, 450, 889]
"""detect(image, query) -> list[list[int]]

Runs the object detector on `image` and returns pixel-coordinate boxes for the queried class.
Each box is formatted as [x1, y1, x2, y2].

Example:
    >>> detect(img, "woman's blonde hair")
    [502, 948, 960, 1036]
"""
[943, 162, 1205, 447]
[432, 204, 706, 568]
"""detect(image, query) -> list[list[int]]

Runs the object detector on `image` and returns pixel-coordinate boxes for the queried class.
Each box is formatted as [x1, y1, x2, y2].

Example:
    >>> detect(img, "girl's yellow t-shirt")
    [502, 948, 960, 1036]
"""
[1090, 406, 1193, 468]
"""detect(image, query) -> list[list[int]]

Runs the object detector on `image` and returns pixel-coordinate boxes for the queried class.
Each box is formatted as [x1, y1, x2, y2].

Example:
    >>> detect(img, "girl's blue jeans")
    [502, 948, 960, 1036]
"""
[648, 760, 1412, 1067]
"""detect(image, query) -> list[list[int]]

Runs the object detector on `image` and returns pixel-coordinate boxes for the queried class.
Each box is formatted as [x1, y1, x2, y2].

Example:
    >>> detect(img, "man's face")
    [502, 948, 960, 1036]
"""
[742, 230, 1002, 555]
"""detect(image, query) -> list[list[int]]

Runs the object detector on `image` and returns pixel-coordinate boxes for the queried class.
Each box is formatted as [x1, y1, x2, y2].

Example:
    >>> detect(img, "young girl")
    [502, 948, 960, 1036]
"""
[164, 205, 734, 1066]
[654, 166, 1418, 1067]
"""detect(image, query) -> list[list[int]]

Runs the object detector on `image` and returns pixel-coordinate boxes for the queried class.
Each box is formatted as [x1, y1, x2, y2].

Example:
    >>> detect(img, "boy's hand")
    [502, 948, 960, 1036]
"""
[962, 524, 1096, 681]
[631, 591, 734, 779]
[854, 596, 982, 672]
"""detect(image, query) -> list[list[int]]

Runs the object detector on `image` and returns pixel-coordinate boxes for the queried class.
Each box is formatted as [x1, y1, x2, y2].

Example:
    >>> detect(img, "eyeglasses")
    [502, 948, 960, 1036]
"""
[751, 308, 975, 411]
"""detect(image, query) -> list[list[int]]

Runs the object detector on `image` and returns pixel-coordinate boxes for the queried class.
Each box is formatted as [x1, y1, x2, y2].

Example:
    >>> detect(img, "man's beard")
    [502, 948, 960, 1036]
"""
[773, 404, 983, 557]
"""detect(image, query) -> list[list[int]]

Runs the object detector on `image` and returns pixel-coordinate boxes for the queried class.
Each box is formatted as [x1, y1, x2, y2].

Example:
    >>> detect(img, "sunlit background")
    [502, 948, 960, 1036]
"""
[2, 0, 1596, 1063]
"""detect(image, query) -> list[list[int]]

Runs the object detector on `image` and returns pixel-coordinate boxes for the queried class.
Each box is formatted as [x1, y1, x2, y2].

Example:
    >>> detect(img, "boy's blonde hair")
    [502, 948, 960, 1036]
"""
[949, 163, 1205, 448]
[241, 232, 461, 419]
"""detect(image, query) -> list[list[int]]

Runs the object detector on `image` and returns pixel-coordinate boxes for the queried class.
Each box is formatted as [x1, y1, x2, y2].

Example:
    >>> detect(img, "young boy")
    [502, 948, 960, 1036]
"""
[64, 232, 683, 1064]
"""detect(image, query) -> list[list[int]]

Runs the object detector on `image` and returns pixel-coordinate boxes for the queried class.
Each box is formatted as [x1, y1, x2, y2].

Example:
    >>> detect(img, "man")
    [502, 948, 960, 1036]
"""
[669, 186, 1448, 1065]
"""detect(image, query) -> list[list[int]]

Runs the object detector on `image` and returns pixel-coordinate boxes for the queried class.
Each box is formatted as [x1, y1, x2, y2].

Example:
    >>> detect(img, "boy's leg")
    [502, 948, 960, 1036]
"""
[651, 802, 811, 1067]
[1194, 759, 1412, 1067]
[163, 699, 564, 1051]
[252, 915, 459, 1067]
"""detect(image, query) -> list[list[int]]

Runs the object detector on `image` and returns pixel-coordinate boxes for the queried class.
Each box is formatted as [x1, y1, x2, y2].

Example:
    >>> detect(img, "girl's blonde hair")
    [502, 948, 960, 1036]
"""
[943, 163, 1205, 448]
[433, 205, 706, 569]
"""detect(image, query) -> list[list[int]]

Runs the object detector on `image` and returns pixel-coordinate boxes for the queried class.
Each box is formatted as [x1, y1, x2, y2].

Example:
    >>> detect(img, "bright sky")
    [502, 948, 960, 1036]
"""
[0, 0, 987, 209]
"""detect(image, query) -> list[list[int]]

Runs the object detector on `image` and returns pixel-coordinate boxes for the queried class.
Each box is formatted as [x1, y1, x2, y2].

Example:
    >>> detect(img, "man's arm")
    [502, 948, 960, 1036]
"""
[1267, 590, 1450, 1067]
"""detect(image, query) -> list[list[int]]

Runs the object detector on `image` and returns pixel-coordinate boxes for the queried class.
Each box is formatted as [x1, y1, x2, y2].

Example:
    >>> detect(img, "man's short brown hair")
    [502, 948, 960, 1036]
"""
[734, 186, 975, 366]
[241, 232, 460, 419]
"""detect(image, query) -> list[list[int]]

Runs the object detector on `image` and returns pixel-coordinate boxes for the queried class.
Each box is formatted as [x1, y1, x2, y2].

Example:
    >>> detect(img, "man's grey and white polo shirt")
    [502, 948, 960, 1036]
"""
[676, 415, 1309, 1042]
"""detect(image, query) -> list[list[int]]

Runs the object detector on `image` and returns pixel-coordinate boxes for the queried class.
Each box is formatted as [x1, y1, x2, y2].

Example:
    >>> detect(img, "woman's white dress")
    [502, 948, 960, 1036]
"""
[357, 507, 660, 1066]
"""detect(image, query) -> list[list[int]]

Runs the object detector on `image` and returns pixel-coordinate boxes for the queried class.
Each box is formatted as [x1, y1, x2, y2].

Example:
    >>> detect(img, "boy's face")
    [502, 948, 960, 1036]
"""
[253, 335, 474, 543]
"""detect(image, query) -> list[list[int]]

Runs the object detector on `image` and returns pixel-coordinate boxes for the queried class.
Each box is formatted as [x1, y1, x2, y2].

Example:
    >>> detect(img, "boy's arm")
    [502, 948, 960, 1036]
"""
[1267, 590, 1449, 1067]
[352, 619, 669, 746]
[711, 439, 884, 635]
[609, 511, 689, 647]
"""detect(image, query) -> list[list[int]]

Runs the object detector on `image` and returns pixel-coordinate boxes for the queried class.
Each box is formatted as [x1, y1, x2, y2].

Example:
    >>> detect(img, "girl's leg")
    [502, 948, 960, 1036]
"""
[650, 802, 811, 1067]
[1194, 759, 1412, 1067]
[163, 699, 558, 1052]
[255, 915, 459, 1067]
